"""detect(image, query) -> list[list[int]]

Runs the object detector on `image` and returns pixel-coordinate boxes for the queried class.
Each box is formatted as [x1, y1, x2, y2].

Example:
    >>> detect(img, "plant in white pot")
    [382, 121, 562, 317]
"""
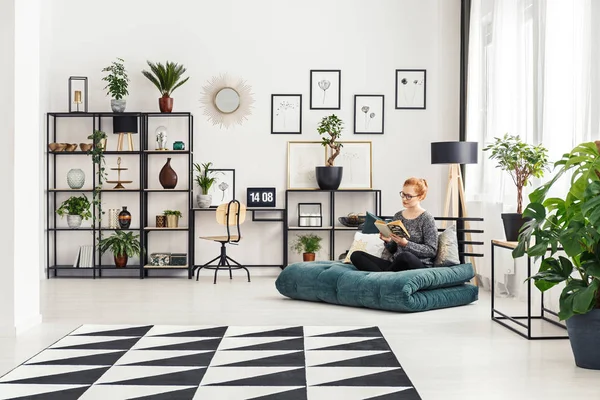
[513, 141, 600, 369]
[193, 162, 221, 208]
[483, 133, 549, 241]
[102, 57, 129, 113]
[56, 195, 92, 229]
[316, 114, 344, 190]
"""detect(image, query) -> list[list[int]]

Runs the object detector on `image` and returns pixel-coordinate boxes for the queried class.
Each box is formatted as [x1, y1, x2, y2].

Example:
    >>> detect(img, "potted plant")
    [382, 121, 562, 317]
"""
[316, 114, 344, 190]
[86, 130, 108, 228]
[514, 141, 600, 369]
[483, 133, 549, 241]
[142, 60, 190, 113]
[194, 162, 221, 208]
[56, 195, 92, 229]
[291, 234, 323, 262]
[163, 210, 183, 228]
[102, 57, 129, 112]
[87, 129, 107, 151]
[98, 230, 141, 268]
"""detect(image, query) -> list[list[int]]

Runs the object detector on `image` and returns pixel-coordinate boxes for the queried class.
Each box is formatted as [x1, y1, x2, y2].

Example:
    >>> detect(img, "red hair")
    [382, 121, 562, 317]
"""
[403, 178, 429, 200]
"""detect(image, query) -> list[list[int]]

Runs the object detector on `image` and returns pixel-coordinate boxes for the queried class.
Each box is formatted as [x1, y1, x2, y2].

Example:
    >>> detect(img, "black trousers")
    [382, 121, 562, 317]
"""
[350, 250, 427, 272]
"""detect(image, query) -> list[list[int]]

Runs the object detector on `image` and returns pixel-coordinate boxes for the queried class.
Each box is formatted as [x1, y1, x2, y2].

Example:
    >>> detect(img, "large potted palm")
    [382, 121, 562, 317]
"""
[316, 114, 344, 190]
[514, 141, 600, 370]
[98, 230, 141, 268]
[142, 61, 190, 113]
[483, 134, 549, 241]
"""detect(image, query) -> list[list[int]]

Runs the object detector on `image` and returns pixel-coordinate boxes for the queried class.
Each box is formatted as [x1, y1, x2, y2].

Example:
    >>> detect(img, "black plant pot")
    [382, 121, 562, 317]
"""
[315, 166, 343, 190]
[566, 309, 600, 369]
[501, 213, 530, 241]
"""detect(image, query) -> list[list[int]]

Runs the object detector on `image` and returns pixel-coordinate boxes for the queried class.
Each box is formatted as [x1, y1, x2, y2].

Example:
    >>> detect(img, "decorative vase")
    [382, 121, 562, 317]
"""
[173, 141, 185, 150]
[159, 96, 173, 113]
[67, 215, 82, 229]
[156, 215, 166, 228]
[197, 194, 212, 208]
[566, 308, 600, 370]
[110, 208, 120, 229]
[155, 126, 168, 150]
[303, 253, 316, 262]
[114, 254, 128, 268]
[118, 206, 131, 229]
[315, 166, 343, 190]
[67, 168, 85, 189]
[111, 99, 126, 113]
[159, 158, 178, 189]
[166, 215, 179, 228]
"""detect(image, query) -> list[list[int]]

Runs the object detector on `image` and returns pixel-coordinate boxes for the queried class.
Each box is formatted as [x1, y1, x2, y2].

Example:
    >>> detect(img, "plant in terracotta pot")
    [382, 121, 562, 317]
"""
[102, 57, 129, 112]
[56, 195, 92, 229]
[316, 114, 344, 190]
[163, 210, 183, 228]
[291, 234, 323, 262]
[194, 162, 222, 208]
[483, 133, 549, 241]
[513, 141, 600, 370]
[142, 61, 190, 113]
[98, 230, 141, 268]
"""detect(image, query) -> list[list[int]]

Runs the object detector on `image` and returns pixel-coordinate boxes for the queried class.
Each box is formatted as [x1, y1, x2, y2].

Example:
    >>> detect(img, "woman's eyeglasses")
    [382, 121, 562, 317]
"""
[400, 191, 417, 200]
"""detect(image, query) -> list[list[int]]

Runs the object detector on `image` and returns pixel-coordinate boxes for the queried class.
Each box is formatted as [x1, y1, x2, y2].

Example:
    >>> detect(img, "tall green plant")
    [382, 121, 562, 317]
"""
[193, 162, 222, 195]
[98, 230, 141, 258]
[291, 234, 323, 254]
[86, 130, 108, 228]
[102, 57, 129, 100]
[317, 115, 344, 166]
[56, 195, 91, 219]
[483, 134, 549, 213]
[514, 141, 600, 320]
[142, 61, 190, 98]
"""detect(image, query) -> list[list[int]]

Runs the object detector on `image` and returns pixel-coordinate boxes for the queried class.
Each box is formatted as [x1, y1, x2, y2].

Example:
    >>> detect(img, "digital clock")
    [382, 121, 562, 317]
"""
[246, 187, 276, 207]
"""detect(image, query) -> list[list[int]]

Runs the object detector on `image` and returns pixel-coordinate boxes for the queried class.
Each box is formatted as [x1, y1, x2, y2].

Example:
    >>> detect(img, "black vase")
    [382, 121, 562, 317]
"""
[566, 309, 600, 369]
[315, 166, 343, 190]
[501, 213, 530, 241]
[118, 206, 131, 229]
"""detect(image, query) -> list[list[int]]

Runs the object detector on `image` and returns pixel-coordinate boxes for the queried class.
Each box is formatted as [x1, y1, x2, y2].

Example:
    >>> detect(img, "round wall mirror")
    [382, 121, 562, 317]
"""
[214, 88, 240, 114]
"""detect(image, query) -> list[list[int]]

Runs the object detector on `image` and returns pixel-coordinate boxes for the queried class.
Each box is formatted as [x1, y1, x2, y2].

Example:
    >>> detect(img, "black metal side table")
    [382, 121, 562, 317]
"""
[491, 240, 568, 340]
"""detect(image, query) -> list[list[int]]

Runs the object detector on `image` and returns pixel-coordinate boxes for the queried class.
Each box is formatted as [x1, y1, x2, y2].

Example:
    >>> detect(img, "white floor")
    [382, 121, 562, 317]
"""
[0, 271, 596, 400]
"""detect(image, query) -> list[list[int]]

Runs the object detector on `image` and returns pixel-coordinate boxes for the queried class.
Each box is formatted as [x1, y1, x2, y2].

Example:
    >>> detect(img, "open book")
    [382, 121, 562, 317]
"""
[374, 219, 410, 239]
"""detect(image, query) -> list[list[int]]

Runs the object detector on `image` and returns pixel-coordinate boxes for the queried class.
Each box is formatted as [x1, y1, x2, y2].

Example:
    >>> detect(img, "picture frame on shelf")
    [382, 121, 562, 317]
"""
[395, 69, 426, 109]
[287, 141, 327, 190]
[68, 76, 88, 113]
[336, 141, 373, 189]
[207, 169, 236, 207]
[271, 94, 302, 134]
[298, 203, 322, 227]
[310, 70, 341, 110]
[354, 95, 385, 134]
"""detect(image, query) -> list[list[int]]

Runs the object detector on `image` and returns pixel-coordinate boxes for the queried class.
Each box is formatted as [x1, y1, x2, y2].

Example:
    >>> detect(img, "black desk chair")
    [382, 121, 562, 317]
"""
[195, 200, 251, 284]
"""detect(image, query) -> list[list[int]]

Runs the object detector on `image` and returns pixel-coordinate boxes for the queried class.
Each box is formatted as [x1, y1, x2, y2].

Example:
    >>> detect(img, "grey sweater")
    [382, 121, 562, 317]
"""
[382, 210, 438, 265]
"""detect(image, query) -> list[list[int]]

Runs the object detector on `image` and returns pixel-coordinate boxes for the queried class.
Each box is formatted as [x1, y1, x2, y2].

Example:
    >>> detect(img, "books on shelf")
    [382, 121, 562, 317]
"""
[74, 245, 94, 268]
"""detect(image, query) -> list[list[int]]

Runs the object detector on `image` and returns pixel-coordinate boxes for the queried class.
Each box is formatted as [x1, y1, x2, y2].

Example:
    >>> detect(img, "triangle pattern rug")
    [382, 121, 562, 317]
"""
[0, 325, 421, 400]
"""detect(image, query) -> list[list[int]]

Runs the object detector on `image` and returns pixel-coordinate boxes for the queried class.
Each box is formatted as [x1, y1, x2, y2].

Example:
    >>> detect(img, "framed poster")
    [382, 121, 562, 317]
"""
[207, 169, 236, 207]
[310, 70, 341, 110]
[395, 69, 426, 109]
[271, 94, 302, 134]
[354, 95, 385, 134]
[287, 141, 326, 189]
[336, 141, 373, 189]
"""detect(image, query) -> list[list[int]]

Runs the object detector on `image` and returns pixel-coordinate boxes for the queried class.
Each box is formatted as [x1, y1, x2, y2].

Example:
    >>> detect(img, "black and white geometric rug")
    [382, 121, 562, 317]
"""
[0, 325, 421, 399]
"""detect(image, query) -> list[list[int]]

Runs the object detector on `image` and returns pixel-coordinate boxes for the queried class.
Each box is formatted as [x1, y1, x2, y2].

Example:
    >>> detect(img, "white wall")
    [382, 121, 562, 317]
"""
[42, 0, 461, 271]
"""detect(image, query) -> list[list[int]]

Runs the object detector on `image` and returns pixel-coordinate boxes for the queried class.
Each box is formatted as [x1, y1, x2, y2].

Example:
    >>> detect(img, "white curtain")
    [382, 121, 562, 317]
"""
[465, 0, 600, 295]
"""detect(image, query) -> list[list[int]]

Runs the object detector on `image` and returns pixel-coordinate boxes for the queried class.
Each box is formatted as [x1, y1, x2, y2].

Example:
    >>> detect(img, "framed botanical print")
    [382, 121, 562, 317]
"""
[287, 141, 326, 189]
[354, 95, 384, 134]
[310, 70, 341, 110]
[336, 141, 373, 189]
[207, 169, 236, 207]
[395, 69, 426, 109]
[271, 94, 302, 134]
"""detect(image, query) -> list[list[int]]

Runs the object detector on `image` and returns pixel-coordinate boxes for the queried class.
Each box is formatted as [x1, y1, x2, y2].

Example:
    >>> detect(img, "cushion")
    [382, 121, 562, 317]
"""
[362, 211, 391, 234]
[434, 225, 461, 267]
[343, 232, 385, 263]
[275, 260, 478, 313]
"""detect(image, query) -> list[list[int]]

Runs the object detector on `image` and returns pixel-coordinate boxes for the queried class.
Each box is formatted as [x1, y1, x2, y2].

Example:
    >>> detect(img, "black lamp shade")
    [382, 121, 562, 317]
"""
[431, 141, 478, 164]
[113, 116, 138, 134]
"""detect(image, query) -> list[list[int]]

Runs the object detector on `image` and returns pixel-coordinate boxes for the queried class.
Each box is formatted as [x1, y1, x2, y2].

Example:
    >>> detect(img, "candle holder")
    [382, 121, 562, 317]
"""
[106, 157, 133, 189]
[68, 76, 88, 113]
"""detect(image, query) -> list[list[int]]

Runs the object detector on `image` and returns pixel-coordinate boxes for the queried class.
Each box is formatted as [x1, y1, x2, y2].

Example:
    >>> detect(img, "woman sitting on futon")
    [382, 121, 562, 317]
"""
[351, 177, 438, 272]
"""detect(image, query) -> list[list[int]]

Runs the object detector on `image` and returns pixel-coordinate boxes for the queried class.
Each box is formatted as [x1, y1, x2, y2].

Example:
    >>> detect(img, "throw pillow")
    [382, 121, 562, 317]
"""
[434, 224, 461, 267]
[344, 232, 385, 264]
[362, 211, 383, 234]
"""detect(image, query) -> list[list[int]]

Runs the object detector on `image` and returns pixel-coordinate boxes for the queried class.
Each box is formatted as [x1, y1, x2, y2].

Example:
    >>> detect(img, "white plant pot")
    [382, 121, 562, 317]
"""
[67, 215, 82, 229]
[197, 194, 212, 208]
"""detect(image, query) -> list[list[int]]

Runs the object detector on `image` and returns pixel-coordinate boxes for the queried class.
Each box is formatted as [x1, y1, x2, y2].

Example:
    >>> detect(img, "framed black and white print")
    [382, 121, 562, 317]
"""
[271, 94, 302, 134]
[207, 169, 236, 207]
[395, 69, 426, 109]
[310, 70, 341, 110]
[354, 95, 385, 134]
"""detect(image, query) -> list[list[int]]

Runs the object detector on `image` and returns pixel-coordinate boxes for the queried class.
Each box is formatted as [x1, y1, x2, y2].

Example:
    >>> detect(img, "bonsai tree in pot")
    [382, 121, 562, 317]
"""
[316, 114, 344, 190]
[483, 133, 549, 241]
[194, 162, 221, 208]
[98, 230, 141, 268]
[163, 210, 183, 228]
[102, 57, 129, 112]
[56, 195, 92, 229]
[291, 234, 323, 262]
[142, 60, 190, 113]
[513, 141, 600, 369]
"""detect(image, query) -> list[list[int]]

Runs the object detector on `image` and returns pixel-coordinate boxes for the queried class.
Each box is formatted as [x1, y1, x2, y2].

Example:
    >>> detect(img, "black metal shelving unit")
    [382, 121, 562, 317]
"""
[46, 111, 193, 279]
[284, 189, 382, 266]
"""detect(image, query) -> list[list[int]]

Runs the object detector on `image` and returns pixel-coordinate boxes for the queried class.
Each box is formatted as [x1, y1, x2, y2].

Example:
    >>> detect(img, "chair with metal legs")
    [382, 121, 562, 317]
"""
[195, 200, 251, 284]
